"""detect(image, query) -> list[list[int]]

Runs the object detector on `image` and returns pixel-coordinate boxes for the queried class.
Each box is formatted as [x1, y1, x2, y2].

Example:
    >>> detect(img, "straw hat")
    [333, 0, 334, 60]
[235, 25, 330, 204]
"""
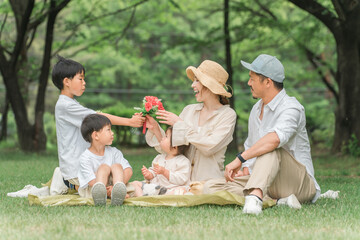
[186, 60, 232, 98]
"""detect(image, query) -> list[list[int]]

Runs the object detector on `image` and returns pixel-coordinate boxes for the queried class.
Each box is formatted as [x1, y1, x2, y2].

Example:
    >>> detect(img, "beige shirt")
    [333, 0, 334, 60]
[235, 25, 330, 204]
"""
[147, 154, 191, 190]
[147, 103, 236, 181]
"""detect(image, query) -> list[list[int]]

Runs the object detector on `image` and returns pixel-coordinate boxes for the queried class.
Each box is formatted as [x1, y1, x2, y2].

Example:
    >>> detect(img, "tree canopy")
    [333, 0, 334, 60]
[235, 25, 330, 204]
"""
[0, 0, 359, 154]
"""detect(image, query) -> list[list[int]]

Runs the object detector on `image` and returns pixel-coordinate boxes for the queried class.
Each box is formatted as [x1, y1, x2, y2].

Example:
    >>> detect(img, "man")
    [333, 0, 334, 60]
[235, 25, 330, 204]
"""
[204, 54, 320, 215]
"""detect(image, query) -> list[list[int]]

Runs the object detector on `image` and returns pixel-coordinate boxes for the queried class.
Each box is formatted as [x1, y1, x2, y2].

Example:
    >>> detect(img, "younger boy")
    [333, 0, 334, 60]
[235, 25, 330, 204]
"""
[78, 114, 131, 206]
[52, 56, 144, 191]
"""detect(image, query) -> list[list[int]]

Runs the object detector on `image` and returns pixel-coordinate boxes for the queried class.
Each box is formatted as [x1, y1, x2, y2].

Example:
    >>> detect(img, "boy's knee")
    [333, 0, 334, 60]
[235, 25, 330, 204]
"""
[111, 163, 124, 171]
[98, 164, 111, 173]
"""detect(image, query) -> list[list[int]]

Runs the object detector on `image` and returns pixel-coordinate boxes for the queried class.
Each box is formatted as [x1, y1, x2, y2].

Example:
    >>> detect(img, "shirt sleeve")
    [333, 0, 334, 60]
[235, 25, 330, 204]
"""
[268, 107, 301, 148]
[78, 154, 96, 188]
[168, 156, 191, 185]
[172, 107, 236, 157]
[145, 125, 165, 154]
[112, 147, 132, 170]
[65, 101, 96, 128]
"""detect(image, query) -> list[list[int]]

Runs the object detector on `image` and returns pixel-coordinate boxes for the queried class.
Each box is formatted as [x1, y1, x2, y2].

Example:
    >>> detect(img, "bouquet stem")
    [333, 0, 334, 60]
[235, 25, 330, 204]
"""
[142, 121, 146, 134]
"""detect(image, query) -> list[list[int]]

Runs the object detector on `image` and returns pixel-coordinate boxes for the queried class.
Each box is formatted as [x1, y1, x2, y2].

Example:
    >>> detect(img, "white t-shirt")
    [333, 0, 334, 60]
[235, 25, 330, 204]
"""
[78, 146, 132, 188]
[55, 95, 96, 180]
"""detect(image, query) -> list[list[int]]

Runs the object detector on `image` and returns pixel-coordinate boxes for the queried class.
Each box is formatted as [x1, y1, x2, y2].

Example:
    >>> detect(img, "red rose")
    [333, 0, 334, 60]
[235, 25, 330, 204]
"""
[145, 102, 152, 112]
[157, 101, 164, 110]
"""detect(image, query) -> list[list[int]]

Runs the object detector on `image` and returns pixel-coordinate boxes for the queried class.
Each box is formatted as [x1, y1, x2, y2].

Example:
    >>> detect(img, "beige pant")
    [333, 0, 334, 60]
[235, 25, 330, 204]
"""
[204, 148, 316, 203]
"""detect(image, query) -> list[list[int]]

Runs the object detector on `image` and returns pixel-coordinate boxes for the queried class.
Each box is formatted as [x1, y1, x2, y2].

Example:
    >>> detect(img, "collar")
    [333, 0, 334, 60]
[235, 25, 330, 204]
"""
[194, 103, 229, 113]
[256, 89, 286, 112]
[267, 89, 286, 111]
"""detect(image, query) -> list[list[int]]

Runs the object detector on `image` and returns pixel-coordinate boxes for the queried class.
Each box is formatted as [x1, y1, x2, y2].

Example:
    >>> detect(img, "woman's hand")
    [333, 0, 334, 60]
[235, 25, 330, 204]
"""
[129, 113, 145, 127]
[156, 110, 182, 126]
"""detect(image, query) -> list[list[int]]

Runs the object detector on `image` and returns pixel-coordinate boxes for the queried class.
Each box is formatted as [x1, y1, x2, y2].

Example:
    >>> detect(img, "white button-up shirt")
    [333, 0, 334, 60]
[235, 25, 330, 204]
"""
[242, 89, 321, 202]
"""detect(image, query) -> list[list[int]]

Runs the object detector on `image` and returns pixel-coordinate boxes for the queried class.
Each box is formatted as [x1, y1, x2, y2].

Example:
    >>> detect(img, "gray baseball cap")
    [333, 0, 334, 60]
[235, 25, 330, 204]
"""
[240, 54, 285, 83]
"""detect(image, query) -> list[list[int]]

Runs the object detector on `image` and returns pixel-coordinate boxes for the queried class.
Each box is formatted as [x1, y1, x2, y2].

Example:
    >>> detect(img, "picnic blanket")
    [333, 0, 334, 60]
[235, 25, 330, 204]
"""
[28, 190, 277, 208]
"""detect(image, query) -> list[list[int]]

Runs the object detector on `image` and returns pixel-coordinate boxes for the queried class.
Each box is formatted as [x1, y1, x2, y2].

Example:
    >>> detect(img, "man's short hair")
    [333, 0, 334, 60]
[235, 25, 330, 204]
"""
[258, 73, 284, 90]
[52, 55, 85, 90]
[81, 114, 111, 143]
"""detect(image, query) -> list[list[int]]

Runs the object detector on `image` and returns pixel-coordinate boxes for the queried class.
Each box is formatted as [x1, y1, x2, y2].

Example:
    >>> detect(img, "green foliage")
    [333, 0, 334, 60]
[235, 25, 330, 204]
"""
[342, 134, 360, 157]
[44, 112, 57, 150]
[0, 0, 341, 151]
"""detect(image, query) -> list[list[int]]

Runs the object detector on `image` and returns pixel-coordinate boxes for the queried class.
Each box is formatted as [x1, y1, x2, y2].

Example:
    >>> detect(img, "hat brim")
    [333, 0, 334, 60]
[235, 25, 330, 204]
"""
[240, 60, 260, 74]
[186, 66, 232, 98]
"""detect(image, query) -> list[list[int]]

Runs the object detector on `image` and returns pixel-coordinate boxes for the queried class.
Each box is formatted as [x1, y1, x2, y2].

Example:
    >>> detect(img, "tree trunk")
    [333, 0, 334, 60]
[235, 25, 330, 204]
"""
[0, 0, 70, 152]
[224, 0, 238, 151]
[332, 24, 360, 151]
[0, 93, 10, 141]
[288, 0, 360, 152]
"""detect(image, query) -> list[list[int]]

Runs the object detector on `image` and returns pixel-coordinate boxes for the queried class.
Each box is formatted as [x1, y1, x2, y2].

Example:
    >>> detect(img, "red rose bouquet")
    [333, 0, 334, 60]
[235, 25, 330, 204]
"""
[134, 96, 165, 134]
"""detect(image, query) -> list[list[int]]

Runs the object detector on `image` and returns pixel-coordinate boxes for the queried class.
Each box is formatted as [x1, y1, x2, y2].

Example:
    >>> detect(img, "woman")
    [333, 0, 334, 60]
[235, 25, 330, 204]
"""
[146, 60, 237, 181]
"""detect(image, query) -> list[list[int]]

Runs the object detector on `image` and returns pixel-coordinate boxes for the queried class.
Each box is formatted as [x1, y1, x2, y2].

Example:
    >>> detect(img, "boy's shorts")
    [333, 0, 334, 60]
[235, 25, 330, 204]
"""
[63, 178, 80, 190]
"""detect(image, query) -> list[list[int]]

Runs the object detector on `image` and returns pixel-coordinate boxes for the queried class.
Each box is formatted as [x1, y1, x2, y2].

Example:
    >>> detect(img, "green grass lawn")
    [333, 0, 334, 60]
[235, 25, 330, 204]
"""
[0, 147, 359, 240]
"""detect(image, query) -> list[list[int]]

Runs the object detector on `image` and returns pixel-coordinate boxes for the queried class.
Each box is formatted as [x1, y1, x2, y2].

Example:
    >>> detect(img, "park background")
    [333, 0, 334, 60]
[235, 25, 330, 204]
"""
[0, 0, 359, 239]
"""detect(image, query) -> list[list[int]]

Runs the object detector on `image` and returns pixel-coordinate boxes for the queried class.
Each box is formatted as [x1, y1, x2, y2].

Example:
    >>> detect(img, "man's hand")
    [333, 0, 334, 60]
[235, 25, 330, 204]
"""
[234, 167, 250, 177]
[224, 157, 242, 182]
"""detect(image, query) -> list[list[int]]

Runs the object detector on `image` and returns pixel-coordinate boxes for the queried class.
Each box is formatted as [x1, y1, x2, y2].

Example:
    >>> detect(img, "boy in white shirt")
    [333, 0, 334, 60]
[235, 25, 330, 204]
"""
[51, 56, 144, 191]
[78, 114, 132, 206]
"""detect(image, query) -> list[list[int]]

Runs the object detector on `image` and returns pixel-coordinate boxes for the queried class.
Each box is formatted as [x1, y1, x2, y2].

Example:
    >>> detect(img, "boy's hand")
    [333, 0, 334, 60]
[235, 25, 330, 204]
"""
[106, 186, 113, 198]
[153, 165, 165, 175]
[141, 165, 153, 180]
[130, 113, 145, 128]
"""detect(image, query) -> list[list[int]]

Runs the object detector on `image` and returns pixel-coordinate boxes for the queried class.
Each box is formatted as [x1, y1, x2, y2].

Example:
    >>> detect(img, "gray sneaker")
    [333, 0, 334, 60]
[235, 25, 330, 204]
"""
[91, 182, 107, 206]
[111, 182, 127, 206]
[243, 195, 263, 215]
[277, 194, 301, 209]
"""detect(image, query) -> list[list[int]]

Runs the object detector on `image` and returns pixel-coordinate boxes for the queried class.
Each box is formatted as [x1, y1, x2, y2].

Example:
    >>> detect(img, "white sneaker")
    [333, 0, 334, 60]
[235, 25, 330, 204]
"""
[91, 182, 107, 206]
[29, 186, 50, 197]
[243, 195, 263, 215]
[277, 194, 301, 209]
[111, 182, 127, 206]
[7, 185, 37, 198]
[50, 167, 68, 196]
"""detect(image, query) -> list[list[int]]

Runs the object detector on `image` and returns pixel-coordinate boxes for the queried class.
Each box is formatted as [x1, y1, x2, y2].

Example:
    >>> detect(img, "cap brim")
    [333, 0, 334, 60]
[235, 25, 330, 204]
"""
[241, 60, 259, 74]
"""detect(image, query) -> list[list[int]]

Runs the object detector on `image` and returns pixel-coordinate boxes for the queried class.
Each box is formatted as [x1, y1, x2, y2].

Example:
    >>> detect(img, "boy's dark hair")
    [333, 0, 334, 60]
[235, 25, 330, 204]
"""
[52, 55, 85, 90]
[167, 127, 189, 155]
[81, 114, 111, 143]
